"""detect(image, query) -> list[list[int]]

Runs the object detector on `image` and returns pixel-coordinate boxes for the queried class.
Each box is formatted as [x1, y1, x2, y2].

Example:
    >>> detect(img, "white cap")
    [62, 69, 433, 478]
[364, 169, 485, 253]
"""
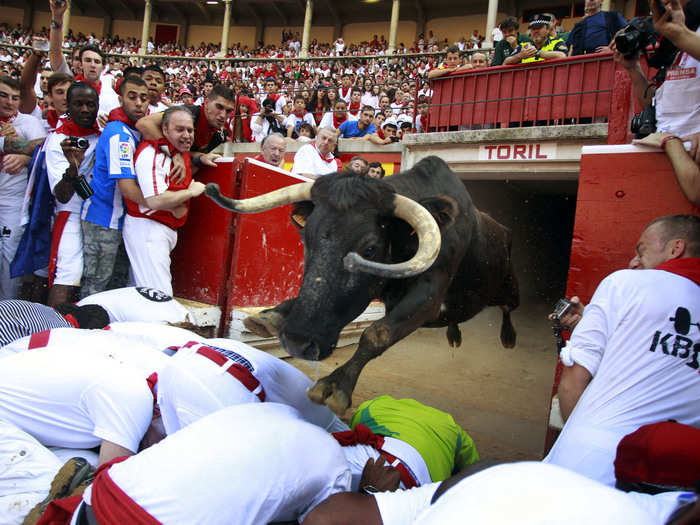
[382, 117, 398, 129]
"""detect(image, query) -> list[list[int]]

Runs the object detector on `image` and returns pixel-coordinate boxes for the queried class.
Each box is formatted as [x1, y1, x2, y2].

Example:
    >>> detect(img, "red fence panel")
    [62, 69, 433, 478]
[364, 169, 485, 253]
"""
[429, 53, 624, 132]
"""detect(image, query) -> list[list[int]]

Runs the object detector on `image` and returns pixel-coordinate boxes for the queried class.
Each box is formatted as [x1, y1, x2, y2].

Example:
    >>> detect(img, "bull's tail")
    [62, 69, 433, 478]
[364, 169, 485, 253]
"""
[500, 307, 516, 348]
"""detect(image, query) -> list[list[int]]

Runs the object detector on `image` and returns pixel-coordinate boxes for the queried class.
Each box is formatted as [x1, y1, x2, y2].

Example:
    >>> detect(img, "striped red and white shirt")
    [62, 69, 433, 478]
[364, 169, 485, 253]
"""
[126, 141, 192, 230]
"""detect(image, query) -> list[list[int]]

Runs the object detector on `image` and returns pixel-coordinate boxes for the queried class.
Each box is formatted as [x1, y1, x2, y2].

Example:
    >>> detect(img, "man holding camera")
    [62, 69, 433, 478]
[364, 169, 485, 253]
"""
[544, 215, 700, 487]
[44, 82, 100, 306]
[251, 97, 286, 143]
[620, 0, 700, 204]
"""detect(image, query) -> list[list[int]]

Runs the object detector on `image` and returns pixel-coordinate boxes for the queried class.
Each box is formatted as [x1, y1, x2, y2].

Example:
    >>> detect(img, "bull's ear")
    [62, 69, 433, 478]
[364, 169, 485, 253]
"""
[419, 195, 459, 232]
[291, 201, 314, 229]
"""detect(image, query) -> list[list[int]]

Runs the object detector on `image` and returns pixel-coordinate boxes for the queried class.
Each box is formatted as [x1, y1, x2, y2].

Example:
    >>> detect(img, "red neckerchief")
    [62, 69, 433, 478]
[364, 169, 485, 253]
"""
[45, 109, 59, 129]
[377, 128, 386, 140]
[313, 142, 338, 165]
[333, 424, 385, 448]
[268, 93, 281, 102]
[654, 258, 700, 286]
[348, 101, 361, 116]
[333, 112, 347, 128]
[419, 114, 429, 131]
[74, 74, 101, 95]
[194, 102, 217, 150]
[135, 138, 192, 191]
[107, 107, 136, 128]
[0, 112, 17, 123]
[340, 86, 352, 99]
[293, 110, 306, 118]
[55, 117, 100, 137]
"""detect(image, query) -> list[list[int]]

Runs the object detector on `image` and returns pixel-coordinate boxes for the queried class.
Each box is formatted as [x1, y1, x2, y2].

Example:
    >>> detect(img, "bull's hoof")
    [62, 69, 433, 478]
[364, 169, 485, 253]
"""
[500, 323, 516, 348]
[446, 323, 462, 347]
[242, 310, 284, 338]
[307, 378, 351, 416]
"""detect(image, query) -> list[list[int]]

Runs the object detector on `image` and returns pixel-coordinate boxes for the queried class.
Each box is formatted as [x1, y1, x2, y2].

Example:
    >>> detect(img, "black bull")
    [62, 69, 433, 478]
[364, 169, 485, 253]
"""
[206, 156, 519, 415]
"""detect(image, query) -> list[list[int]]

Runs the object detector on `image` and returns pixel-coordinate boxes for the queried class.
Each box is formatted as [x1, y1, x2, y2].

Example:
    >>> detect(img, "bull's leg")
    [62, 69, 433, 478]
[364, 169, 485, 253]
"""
[308, 277, 448, 415]
[500, 307, 516, 348]
[242, 298, 297, 338]
[446, 322, 462, 347]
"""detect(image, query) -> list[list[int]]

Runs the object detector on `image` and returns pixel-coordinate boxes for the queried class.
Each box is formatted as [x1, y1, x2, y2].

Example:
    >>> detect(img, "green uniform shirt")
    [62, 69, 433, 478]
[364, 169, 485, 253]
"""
[492, 33, 532, 66]
[350, 395, 479, 482]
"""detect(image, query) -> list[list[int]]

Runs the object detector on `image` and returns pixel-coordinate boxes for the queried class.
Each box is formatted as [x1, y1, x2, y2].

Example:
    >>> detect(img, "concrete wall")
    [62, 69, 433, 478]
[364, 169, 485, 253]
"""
[2, 7, 24, 27]
[427, 12, 510, 43]
[343, 20, 417, 46]
[263, 25, 335, 47]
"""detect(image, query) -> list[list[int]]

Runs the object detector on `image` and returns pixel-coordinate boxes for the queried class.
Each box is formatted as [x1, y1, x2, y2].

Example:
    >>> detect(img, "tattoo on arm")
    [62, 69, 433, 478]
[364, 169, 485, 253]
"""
[4, 137, 44, 155]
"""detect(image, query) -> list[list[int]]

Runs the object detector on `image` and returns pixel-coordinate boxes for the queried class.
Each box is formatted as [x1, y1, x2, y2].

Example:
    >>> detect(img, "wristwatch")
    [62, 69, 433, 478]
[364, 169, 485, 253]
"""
[50, 20, 62, 30]
[360, 485, 381, 495]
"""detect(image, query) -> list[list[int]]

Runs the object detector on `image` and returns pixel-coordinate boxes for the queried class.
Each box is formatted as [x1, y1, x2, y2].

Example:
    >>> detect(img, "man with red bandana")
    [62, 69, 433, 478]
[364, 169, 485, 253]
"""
[135, 84, 234, 156]
[44, 82, 101, 306]
[79, 76, 149, 299]
[123, 107, 206, 296]
[291, 127, 341, 177]
[544, 214, 700, 486]
[48, 2, 119, 126]
[0, 75, 46, 300]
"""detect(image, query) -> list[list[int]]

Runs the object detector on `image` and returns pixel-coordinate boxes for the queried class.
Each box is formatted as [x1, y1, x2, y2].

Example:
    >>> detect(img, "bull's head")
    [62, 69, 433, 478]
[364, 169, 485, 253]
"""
[205, 174, 441, 360]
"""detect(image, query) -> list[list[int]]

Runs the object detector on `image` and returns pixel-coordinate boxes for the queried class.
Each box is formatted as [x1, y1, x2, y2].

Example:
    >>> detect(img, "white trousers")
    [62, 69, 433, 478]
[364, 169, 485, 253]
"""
[123, 215, 177, 297]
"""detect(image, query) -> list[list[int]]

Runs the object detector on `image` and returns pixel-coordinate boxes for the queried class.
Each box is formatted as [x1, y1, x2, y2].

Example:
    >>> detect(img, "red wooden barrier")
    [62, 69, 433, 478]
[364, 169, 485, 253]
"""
[429, 54, 624, 133]
[542, 144, 700, 455]
[171, 158, 311, 336]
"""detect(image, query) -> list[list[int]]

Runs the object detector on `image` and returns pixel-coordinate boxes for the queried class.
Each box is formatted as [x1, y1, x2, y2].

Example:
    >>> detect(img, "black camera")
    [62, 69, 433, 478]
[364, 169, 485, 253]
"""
[390, 136, 400, 143]
[263, 106, 274, 115]
[630, 104, 657, 138]
[68, 136, 89, 149]
[551, 298, 572, 321]
[614, 17, 659, 59]
[71, 174, 94, 200]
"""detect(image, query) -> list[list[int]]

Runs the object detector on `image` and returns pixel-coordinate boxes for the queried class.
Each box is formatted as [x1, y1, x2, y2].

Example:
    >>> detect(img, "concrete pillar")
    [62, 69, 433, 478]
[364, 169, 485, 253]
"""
[23, 2, 34, 30]
[255, 22, 264, 48]
[219, 0, 232, 56]
[300, 0, 313, 58]
[140, 0, 152, 56]
[179, 22, 189, 48]
[485, 0, 498, 43]
[387, 0, 399, 54]
[62, 0, 71, 38]
[332, 22, 342, 42]
[102, 15, 113, 38]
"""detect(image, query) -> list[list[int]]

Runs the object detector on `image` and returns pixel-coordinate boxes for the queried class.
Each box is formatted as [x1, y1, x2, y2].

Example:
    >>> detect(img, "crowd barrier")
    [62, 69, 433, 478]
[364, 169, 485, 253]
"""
[427, 53, 640, 144]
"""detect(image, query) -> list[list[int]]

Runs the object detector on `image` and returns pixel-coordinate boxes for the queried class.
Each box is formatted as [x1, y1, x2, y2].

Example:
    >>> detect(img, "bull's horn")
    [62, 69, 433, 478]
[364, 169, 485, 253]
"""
[205, 181, 313, 213]
[344, 194, 441, 278]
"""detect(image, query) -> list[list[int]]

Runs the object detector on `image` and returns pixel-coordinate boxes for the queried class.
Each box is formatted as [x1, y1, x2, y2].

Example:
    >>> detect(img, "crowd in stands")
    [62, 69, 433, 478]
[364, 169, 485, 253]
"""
[0, 4, 630, 142]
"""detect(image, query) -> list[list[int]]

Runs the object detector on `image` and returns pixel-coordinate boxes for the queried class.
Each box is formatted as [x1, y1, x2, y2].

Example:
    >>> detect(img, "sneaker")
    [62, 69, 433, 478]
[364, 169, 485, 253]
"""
[22, 457, 95, 525]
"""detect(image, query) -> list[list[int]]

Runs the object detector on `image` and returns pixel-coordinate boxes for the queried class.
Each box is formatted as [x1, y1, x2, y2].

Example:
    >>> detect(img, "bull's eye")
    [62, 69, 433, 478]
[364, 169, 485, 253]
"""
[363, 246, 376, 258]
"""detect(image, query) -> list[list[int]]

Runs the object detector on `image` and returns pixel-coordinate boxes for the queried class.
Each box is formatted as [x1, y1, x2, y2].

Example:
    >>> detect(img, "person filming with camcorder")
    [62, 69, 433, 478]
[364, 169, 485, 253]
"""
[611, 0, 700, 204]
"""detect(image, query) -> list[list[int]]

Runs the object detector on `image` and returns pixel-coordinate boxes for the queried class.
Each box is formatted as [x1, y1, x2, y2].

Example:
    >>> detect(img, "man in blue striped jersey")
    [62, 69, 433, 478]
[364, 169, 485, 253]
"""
[79, 76, 149, 299]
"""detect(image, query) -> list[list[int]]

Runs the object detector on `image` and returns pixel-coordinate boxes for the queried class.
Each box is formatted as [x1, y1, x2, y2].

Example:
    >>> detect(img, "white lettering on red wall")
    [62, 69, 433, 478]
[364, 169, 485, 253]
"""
[478, 143, 558, 161]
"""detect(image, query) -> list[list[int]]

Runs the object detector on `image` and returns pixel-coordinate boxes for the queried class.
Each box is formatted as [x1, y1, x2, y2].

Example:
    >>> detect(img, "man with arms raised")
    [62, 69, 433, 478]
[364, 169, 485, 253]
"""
[123, 107, 206, 296]
[80, 76, 149, 298]
[544, 215, 700, 486]
[48, 1, 119, 124]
